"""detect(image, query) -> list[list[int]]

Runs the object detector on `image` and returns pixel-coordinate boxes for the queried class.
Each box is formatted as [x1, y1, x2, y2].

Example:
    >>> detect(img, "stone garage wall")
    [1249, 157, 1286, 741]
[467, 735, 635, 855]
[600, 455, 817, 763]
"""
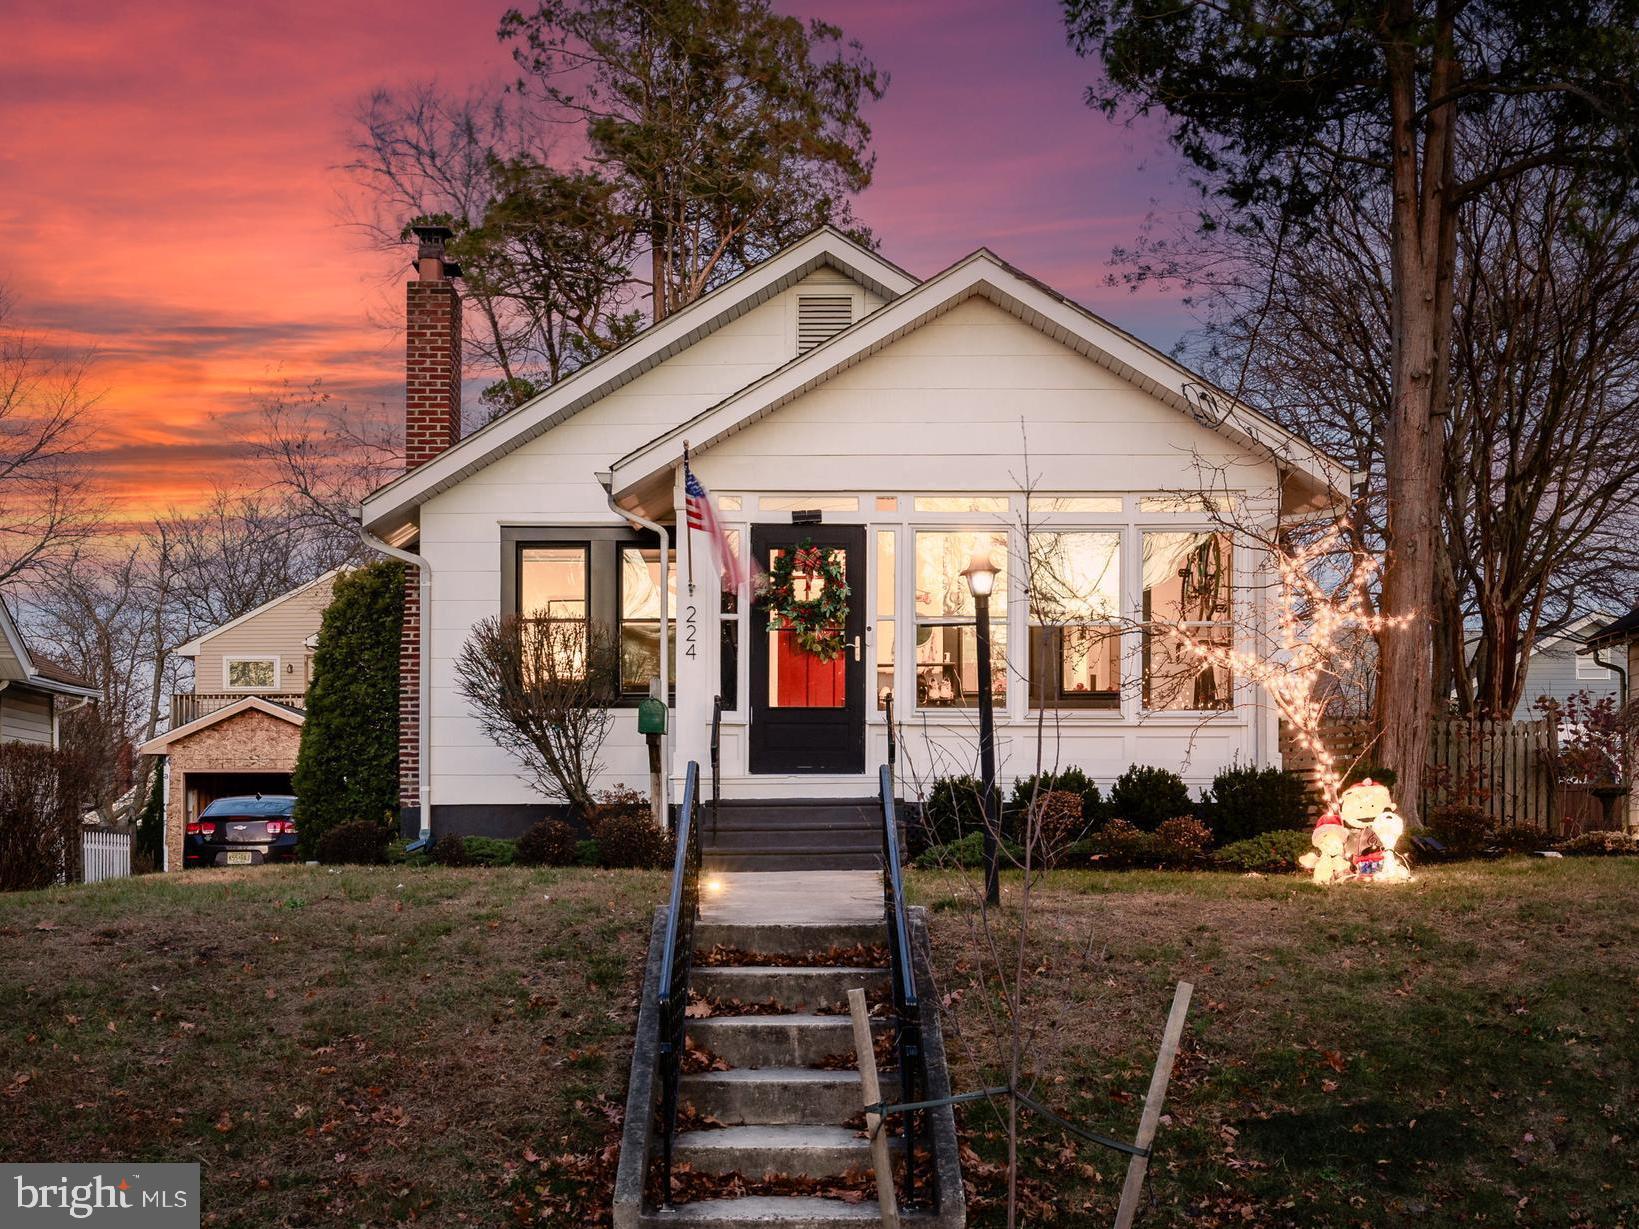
[163, 708, 303, 871]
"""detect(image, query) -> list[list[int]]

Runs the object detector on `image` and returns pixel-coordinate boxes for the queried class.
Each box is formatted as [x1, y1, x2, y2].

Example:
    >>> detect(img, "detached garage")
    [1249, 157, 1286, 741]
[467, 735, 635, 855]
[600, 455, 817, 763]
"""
[139, 696, 305, 871]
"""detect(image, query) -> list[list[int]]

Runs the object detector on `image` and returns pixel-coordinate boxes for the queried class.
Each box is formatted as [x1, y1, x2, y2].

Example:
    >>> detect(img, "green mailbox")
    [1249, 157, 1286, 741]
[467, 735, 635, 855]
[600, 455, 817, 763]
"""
[637, 696, 668, 736]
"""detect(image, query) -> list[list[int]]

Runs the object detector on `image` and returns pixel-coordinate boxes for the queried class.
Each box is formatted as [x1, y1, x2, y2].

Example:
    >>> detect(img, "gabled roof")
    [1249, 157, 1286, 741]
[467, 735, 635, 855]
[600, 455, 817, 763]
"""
[1531, 611, 1619, 656]
[1586, 604, 1639, 651]
[360, 226, 919, 537]
[138, 695, 306, 752]
[0, 594, 102, 701]
[174, 569, 342, 658]
[608, 248, 1355, 513]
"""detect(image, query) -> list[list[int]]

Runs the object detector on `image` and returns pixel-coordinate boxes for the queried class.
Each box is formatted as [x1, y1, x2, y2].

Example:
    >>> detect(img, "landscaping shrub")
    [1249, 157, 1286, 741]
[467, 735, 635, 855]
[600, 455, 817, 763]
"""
[590, 784, 651, 834]
[574, 839, 600, 866]
[595, 813, 673, 869]
[315, 820, 391, 865]
[292, 561, 405, 859]
[429, 833, 471, 867]
[1007, 769, 1103, 832]
[516, 819, 578, 866]
[1156, 816, 1214, 864]
[463, 837, 516, 867]
[1106, 764, 1193, 830]
[1084, 817, 1166, 868]
[1428, 802, 1493, 858]
[1201, 763, 1308, 844]
[1032, 790, 1090, 865]
[0, 743, 82, 891]
[1213, 829, 1314, 873]
[1560, 830, 1639, 857]
[134, 763, 165, 873]
[915, 775, 986, 851]
[914, 831, 1024, 870]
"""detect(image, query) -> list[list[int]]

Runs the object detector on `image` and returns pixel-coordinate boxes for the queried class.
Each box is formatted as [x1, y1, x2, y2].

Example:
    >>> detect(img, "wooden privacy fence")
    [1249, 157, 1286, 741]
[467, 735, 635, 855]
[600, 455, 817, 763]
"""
[80, 828, 132, 883]
[1281, 716, 1579, 832]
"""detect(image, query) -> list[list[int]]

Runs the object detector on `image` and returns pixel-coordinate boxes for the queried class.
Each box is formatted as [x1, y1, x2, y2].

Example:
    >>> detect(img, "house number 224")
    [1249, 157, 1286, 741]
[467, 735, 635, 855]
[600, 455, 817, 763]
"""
[683, 605, 697, 659]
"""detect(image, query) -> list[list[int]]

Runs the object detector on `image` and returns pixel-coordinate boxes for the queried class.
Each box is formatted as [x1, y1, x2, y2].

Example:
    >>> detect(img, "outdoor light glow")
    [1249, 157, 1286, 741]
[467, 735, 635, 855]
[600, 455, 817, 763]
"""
[1169, 522, 1411, 808]
[704, 875, 726, 897]
[962, 550, 999, 598]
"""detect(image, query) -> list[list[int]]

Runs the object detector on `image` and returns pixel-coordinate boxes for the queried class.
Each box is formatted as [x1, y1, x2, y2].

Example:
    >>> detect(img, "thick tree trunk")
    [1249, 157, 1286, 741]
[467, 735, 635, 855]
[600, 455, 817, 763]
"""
[1377, 2, 1458, 826]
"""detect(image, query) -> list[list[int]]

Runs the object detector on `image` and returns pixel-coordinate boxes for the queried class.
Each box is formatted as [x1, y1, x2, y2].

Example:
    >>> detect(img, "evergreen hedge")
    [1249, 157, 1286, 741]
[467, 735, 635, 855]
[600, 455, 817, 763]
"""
[292, 561, 404, 859]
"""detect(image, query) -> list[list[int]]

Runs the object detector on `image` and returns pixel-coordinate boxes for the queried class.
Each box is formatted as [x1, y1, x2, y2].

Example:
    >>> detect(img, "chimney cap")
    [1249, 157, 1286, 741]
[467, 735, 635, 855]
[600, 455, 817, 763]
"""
[410, 222, 456, 243]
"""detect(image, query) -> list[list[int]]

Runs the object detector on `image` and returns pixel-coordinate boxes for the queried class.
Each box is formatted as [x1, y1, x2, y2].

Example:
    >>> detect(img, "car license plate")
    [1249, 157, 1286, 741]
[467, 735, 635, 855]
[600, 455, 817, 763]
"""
[226, 851, 253, 865]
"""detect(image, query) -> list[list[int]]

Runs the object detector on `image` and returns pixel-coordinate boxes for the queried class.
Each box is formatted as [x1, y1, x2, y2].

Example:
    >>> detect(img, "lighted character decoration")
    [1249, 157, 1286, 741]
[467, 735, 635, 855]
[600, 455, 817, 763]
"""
[1336, 777, 1411, 884]
[1299, 813, 1350, 883]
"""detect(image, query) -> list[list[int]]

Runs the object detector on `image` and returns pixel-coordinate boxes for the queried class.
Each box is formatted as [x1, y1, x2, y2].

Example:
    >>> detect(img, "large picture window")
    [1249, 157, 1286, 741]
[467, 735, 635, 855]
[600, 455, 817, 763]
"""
[1141, 530, 1232, 711]
[914, 530, 1007, 708]
[519, 545, 590, 676]
[1028, 530, 1120, 710]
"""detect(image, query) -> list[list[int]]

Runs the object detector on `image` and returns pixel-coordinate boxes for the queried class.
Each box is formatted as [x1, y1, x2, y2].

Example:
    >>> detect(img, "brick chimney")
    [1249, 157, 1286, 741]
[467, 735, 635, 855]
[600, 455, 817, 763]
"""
[405, 223, 462, 468]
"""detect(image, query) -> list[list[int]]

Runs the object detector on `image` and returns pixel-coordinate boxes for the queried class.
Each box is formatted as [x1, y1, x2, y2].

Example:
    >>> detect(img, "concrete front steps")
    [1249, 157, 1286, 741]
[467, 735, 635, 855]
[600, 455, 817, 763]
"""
[615, 880, 964, 1229]
[702, 801, 884, 872]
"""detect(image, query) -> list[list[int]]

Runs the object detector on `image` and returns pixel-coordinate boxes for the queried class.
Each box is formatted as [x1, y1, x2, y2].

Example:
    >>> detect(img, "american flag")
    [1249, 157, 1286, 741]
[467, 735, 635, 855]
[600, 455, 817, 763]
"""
[684, 459, 745, 594]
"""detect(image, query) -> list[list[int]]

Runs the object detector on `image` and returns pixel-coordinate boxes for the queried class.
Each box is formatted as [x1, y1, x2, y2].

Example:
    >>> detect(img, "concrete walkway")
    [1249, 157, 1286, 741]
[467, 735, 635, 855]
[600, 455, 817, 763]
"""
[699, 869, 881, 926]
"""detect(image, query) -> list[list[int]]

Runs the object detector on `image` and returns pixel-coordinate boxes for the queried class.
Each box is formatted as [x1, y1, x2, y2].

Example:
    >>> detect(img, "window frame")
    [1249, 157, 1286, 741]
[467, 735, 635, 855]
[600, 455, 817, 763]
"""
[222, 655, 280, 691]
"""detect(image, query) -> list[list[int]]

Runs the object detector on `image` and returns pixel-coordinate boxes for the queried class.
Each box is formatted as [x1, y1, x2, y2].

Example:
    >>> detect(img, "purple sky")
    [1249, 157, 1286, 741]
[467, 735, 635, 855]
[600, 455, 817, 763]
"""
[1, 0, 1195, 514]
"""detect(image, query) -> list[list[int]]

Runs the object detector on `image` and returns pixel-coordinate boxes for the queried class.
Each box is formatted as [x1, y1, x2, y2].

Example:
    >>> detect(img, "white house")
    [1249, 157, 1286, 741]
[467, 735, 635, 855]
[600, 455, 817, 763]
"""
[361, 226, 1352, 839]
[0, 595, 101, 748]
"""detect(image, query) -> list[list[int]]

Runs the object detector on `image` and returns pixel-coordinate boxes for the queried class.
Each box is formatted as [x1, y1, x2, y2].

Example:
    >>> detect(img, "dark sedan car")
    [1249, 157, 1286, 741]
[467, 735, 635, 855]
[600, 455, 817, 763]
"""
[184, 794, 299, 867]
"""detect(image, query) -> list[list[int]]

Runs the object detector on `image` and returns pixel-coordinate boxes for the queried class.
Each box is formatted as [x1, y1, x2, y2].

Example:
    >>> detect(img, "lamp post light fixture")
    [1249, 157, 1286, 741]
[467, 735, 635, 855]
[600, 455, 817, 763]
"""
[962, 548, 1001, 906]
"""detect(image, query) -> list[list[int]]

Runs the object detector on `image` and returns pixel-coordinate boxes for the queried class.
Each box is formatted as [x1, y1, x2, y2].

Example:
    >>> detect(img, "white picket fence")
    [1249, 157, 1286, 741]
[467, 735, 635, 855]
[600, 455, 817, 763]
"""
[81, 828, 132, 883]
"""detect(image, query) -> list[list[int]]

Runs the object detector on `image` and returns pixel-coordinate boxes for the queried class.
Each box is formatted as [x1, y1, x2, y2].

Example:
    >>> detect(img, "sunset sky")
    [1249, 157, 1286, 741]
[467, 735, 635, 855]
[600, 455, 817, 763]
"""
[2, 0, 1193, 519]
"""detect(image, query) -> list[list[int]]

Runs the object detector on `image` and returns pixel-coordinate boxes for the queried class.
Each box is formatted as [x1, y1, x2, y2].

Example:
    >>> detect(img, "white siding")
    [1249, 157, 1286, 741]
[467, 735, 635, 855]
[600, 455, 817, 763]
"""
[420, 270, 886, 807]
[0, 688, 54, 746]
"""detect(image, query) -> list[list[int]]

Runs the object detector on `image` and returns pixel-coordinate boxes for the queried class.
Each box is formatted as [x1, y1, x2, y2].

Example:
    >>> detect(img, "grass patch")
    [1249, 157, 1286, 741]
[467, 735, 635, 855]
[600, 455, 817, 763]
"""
[916, 859, 1639, 1228]
[0, 864, 664, 1227]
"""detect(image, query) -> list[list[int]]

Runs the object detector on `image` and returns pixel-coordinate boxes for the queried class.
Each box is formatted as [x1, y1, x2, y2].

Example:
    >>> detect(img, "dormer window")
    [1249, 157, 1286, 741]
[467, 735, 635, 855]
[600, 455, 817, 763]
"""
[797, 295, 853, 353]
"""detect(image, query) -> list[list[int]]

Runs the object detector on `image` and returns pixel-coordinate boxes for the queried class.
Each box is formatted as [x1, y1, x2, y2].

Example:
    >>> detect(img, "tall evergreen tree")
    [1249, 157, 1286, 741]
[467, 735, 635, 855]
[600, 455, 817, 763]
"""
[291, 562, 404, 855]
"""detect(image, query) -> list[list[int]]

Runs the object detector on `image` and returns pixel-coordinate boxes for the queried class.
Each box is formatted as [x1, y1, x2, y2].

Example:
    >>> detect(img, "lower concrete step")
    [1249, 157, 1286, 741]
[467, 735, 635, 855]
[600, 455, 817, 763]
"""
[694, 921, 885, 959]
[687, 1014, 863, 1069]
[692, 965, 889, 1013]
[645, 1195, 889, 1226]
[670, 1124, 879, 1178]
[704, 850, 881, 872]
[681, 1068, 863, 1126]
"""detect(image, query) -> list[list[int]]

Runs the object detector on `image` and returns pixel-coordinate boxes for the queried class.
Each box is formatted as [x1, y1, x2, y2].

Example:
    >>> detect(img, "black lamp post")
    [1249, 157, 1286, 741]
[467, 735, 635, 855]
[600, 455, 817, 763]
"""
[963, 549, 1001, 906]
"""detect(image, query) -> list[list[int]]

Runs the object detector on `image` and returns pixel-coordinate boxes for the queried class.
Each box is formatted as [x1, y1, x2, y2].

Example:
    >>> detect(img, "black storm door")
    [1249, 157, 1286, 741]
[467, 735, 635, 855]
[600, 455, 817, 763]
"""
[748, 524, 867, 774]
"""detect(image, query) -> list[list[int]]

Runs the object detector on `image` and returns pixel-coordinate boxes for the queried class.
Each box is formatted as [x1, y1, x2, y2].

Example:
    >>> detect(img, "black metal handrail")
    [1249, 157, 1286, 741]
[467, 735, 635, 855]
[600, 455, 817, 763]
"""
[656, 759, 703, 1208]
[885, 689, 897, 777]
[880, 761, 931, 1210]
[710, 695, 722, 843]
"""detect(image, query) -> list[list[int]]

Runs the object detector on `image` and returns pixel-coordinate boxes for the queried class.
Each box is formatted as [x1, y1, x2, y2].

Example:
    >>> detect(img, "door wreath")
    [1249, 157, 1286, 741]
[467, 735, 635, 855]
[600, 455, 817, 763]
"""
[759, 540, 851, 661]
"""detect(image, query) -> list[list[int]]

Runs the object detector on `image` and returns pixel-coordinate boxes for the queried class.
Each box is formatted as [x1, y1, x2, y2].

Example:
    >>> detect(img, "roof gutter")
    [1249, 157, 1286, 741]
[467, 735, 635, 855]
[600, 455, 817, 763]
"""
[359, 527, 433, 844]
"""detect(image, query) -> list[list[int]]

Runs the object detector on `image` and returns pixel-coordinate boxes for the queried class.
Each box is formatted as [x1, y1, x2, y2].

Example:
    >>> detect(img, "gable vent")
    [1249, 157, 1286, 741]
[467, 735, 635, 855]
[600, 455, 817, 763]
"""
[797, 295, 854, 353]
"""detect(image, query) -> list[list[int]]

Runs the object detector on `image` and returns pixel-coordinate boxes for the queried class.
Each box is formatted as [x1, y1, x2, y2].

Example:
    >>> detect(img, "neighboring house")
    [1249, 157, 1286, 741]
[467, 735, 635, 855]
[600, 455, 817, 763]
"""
[138, 571, 337, 870]
[0, 595, 101, 747]
[360, 225, 1352, 841]
[1584, 605, 1638, 829]
[1510, 613, 1623, 719]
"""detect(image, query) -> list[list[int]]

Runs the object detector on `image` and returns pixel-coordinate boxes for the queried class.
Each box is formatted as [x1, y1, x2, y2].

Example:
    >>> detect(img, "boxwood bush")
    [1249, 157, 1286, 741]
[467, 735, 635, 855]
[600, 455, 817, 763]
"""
[1200, 764, 1309, 844]
[1106, 765, 1193, 831]
[1212, 829, 1314, 873]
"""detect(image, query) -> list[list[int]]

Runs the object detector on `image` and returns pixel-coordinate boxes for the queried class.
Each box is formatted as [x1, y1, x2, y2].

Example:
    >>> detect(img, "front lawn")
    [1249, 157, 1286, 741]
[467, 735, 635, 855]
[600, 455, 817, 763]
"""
[916, 859, 1639, 1227]
[3, 859, 1636, 1228]
[0, 865, 664, 1226]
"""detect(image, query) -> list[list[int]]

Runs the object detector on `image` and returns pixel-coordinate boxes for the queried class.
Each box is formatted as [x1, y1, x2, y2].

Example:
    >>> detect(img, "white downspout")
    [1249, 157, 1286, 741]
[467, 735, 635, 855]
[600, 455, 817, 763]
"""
[360, 528, 434, 843]
[599, 472, 671, 818]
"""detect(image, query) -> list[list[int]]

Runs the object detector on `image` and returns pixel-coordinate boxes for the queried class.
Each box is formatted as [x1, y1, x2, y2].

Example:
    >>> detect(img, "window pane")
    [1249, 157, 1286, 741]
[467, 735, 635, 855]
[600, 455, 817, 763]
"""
[1029, 626, 1119, 710]
[721, 530, 741, 615]
[875, 495, 899, 512]
[914, 623, 1006, 708]
[718, 495, 743, 512]
[720, 620, 739, 710]
[1029, 531, 1120, 623]
[1143, 627, 1232, 711]
[915, 531, 1008, 618]
[913, 495, 1009, 513]
[876, 531, 895, 618]
[621, 547, 676, 620]
[621, 622, 676, 693]
[876, 620, 895, 710]
[1029, 496, 1123, 514]
[1142, 532, 1231, 623]
[1140, 494, 1216, 513]
[520, 546, 588, 620]
[759, 495, 859, 512]
[227, 659, 276, 689]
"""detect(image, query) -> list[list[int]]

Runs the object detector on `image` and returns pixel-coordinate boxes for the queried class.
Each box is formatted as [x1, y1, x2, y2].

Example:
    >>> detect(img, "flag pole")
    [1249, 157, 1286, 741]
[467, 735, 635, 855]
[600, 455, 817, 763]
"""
[682, 441, 696, 596]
